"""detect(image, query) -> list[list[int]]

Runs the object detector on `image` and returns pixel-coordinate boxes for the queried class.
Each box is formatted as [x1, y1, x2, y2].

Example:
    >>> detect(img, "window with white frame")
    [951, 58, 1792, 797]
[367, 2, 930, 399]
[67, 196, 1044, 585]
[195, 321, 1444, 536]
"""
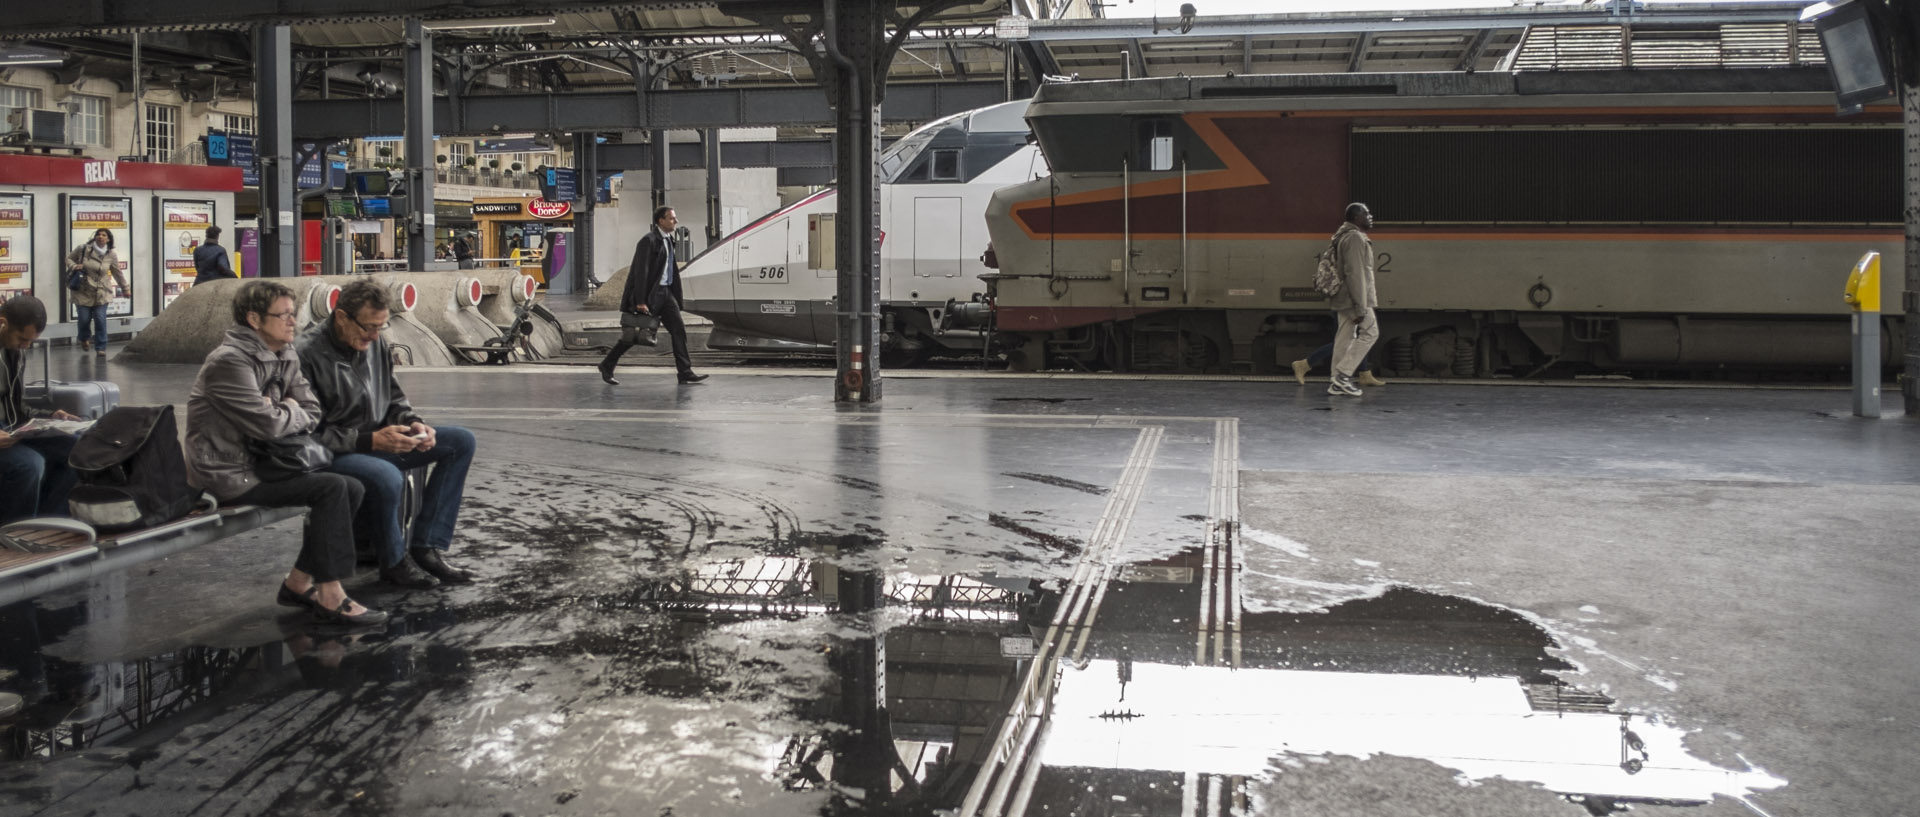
[449, 141, 471, 168]
[68, 95, 107, 146]
[216, 112, 255, 135]
[145, 103, 179, 162]
[0, 86, 41, 128]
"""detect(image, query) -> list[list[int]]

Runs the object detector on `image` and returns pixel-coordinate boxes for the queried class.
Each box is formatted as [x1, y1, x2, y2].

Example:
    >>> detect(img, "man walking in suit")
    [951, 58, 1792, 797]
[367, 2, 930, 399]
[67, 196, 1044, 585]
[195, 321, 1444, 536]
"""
[599, 206, 706, 385]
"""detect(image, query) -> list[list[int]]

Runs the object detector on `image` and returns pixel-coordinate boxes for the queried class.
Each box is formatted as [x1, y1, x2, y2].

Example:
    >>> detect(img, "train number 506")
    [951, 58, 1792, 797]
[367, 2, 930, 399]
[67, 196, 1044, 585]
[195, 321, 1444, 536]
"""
[758, 266, 787, 280]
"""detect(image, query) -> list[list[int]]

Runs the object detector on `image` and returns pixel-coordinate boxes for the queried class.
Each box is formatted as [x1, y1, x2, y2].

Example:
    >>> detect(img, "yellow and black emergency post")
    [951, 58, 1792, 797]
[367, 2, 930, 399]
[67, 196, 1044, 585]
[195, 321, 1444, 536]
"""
[1843, 251, 1881, 418]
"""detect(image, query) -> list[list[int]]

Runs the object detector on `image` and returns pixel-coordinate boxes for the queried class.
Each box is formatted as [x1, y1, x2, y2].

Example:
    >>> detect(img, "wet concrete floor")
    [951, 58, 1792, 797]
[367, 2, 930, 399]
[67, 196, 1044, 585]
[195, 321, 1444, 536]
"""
[1, 354, 1915, 817]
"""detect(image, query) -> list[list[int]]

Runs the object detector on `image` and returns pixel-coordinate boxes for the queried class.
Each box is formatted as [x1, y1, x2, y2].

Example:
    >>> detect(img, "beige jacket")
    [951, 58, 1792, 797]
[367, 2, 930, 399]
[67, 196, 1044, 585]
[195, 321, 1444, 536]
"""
[1327, 221, 1376, 312]
[65, 242, 128, 308]
[184, 327, 322, 501]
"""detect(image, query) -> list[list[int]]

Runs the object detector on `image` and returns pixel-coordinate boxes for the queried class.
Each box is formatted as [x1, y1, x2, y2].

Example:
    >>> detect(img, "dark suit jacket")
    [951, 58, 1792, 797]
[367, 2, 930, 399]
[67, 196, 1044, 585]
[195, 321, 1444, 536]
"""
[618, 228, 681, 314]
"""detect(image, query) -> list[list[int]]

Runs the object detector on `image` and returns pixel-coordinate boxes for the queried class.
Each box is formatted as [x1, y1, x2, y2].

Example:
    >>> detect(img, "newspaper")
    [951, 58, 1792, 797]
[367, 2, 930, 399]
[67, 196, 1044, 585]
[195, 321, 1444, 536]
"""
[3, 417, 95, 440]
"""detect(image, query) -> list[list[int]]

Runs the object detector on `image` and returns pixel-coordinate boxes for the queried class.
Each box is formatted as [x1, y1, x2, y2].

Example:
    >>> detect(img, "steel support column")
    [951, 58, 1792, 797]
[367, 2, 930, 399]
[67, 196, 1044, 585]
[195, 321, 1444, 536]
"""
[650, 130, 668, 211]
[826, 0, 884, 403]
[253, 25, 296, 278]
[403, 18, 435, 265]
[1904, 76, 1918, 416]
[574, 131, 598, 290]
[704, 129, 723, 245]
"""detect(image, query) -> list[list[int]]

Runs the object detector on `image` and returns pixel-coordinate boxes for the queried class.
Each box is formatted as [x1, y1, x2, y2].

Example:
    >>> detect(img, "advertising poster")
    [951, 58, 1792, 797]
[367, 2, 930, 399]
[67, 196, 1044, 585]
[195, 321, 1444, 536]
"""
[0, 193, 32, 305]
[65, 195, 133, 319]
[157, 198, 215, 311]
[238, 228, 258, 277]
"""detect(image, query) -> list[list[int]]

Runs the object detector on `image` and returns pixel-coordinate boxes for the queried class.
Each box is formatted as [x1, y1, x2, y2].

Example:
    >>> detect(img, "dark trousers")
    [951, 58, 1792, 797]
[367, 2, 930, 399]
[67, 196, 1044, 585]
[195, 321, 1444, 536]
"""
[326, 426, 476, 568]
[601, 293, 693, 377]
[232, 472, 364, 584]
[0, 434, 79, 525]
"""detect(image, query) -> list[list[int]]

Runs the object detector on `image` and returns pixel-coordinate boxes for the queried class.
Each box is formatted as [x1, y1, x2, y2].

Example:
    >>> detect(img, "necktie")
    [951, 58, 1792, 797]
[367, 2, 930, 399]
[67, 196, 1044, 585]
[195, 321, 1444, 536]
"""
[660, 237, 674, 287]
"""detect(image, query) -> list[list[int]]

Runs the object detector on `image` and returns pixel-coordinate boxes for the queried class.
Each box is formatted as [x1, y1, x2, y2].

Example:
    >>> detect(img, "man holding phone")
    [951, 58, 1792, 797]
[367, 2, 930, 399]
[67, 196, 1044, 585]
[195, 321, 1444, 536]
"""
[297, 280, 479, 589]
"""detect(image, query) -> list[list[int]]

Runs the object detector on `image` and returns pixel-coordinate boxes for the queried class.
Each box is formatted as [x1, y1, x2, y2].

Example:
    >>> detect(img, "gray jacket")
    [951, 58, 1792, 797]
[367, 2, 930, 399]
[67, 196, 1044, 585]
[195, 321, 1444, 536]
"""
[184, 327, 321, 501]
[65, 242, 128, 308]
[1327, 222, 1376, 312]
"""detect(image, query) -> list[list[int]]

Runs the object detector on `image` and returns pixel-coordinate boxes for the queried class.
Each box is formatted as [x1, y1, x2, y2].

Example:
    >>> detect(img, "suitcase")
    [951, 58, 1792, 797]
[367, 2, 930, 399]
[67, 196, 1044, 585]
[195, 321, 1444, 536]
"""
[21, 340, 120, 420]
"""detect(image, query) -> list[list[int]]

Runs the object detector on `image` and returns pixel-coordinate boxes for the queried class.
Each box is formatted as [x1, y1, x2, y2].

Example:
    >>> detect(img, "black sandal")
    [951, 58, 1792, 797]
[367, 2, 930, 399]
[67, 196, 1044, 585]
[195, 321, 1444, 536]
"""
[311, 597, 390, 627]
[276, 583, 321, 610]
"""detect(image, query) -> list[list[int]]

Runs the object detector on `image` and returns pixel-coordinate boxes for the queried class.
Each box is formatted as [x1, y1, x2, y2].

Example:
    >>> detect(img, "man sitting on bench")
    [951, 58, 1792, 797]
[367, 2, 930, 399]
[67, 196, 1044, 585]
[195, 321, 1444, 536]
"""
[297, 280, 479, 588]
[0, 296, 82, 526]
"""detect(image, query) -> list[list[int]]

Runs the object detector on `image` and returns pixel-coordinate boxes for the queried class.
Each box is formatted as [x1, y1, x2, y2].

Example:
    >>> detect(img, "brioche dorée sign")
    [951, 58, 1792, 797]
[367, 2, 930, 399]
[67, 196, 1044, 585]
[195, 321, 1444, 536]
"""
[527, 198, 570, 219]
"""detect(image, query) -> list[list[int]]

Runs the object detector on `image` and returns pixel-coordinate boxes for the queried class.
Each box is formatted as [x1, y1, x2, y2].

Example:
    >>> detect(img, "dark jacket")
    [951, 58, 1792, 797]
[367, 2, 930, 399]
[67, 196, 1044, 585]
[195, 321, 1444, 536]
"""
[1, 347, 37, 430]
[192, 242, 236, 286]
[185, 327, 320, 501]
[617, 227, 681, 314]
[294, 318, 422, 455]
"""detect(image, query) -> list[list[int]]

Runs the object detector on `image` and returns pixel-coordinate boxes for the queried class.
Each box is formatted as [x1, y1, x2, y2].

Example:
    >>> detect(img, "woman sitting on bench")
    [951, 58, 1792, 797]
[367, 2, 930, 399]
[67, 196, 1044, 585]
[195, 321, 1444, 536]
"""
[184, 280, 387, 626]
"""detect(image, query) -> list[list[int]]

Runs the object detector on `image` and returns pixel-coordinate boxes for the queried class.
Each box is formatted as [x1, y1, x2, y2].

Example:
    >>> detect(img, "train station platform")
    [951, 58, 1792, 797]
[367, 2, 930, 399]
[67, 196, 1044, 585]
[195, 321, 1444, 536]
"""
[0, 353, 1913, 817]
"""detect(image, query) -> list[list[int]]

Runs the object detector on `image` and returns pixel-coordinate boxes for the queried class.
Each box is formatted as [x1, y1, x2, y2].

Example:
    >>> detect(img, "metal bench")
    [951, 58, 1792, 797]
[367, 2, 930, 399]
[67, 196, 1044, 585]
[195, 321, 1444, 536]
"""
[0, 505, 303, 608]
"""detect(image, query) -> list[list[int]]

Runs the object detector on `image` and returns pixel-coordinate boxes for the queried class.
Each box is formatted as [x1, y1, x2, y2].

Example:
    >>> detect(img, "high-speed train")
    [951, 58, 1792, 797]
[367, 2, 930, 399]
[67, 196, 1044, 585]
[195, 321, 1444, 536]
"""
[681, 100, 1047, 364]
[982, 71, 1906, 376]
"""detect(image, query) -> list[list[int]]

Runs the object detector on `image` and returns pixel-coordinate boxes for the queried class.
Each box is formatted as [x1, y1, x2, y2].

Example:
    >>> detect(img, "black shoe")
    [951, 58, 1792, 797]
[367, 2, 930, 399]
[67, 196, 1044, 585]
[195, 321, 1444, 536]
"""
[598, 361, 619, 385]
[380, 554, 441, 588]
[678, 373, 708, 384]
[312, 598, 389, 627]
[277, 582, 321, 609]
[412, 548, 476, 584]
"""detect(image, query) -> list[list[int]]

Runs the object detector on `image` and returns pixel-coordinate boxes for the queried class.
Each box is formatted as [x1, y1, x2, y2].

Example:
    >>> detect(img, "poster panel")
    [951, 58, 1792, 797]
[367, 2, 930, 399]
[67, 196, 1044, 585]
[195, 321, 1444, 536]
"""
[64, 195, 134, 319]
[0, 193, 32, 305]
[157, 198, 215, 311]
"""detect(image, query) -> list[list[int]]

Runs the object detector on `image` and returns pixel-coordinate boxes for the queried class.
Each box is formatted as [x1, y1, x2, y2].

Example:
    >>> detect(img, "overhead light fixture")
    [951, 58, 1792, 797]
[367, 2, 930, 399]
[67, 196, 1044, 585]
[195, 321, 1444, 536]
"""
[1149, 40, 1232, 50]
[421, 15, 557, 31]
[0, 46, 66, 67]
[1374, 36, 1464, 47]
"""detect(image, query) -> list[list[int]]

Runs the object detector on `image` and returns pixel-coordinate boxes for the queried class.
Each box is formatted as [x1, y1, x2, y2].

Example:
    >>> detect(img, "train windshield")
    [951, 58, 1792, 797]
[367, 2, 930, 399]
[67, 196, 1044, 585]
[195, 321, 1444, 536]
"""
[879, 108, 973, 183]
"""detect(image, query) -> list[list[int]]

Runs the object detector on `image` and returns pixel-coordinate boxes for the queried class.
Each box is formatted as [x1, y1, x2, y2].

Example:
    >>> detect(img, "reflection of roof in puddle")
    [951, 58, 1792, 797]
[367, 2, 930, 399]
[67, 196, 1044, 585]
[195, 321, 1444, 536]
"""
[1042, 659, 1783, 804]
[642, 556, 1028, 623]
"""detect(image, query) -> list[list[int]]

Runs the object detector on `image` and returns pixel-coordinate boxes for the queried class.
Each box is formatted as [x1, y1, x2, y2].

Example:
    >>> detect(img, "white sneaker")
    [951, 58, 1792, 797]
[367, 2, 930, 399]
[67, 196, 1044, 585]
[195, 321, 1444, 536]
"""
[1328, 374, 1363, 397]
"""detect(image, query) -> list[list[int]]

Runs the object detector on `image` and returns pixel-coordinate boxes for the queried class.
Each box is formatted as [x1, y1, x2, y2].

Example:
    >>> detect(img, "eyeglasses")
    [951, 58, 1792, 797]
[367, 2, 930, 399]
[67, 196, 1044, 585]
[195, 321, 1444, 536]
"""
[353, 318, 389, 334]
[263, 311, 297, 323]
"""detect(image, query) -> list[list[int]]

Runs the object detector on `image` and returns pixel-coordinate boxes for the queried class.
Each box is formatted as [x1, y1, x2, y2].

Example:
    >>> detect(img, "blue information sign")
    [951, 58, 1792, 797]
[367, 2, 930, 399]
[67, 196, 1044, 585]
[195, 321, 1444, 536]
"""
[543, 167, 578, 202]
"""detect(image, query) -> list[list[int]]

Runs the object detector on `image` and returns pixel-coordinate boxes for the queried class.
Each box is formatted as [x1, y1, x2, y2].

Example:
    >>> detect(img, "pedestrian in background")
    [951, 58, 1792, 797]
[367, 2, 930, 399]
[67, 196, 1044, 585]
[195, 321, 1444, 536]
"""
[193, 226, 237, 286]
[598, 206, 706, 386]
[66, 228, 126, 357]
[1326, 203, 1378, 397]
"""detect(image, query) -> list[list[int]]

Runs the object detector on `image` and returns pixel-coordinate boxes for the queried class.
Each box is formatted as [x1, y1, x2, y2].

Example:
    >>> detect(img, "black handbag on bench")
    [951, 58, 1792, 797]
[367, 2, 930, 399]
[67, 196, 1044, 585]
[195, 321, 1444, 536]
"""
[246, 372, 333, 482]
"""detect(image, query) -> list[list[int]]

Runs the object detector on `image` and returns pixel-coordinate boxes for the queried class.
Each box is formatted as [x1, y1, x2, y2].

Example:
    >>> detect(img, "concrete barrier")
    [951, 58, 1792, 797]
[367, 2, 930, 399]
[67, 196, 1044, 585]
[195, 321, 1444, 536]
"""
[121, 277, 342, 364]
[582, 265, 628, 310]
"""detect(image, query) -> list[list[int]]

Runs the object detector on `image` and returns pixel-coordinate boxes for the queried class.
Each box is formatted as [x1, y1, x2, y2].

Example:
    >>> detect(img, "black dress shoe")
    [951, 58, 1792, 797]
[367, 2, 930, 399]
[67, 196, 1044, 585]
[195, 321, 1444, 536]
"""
[312, 598, 389, 627]
[277, 583, 321, 609]
[678, 373, 709, 384]
[380, 554, 441, 588]
[412, 548, 476, 584]
[598, 361, 619, 385]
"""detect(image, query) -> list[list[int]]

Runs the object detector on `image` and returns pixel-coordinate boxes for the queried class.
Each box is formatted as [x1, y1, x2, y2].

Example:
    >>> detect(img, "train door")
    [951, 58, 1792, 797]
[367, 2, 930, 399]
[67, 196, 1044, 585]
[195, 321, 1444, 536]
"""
[913, 197, 963, 286]
[736, 217, 808, 343]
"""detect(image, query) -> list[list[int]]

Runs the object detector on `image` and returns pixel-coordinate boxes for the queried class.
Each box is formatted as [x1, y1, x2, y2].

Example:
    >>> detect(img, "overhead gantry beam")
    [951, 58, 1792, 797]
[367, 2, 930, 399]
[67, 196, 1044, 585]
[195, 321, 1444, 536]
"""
[1003, 3, 1805, 42]
[291, 80, 1006, 138]
[2, 1, 823, 38]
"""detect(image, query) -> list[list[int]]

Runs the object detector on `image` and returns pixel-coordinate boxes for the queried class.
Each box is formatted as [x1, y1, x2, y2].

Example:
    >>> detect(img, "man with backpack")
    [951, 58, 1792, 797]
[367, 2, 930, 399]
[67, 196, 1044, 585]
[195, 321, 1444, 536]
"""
[0, 296, 81, 524]
[1325, 202, 1379, 397]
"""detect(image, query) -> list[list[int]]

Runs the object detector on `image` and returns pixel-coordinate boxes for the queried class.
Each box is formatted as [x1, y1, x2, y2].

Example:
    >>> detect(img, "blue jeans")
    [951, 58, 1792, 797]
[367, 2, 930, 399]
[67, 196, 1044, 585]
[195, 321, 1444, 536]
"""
[73, 304, 109, 350]
[1306, 340, 1371, 373]
[0, 434, 79, 525]
[324, 425, 475, 568]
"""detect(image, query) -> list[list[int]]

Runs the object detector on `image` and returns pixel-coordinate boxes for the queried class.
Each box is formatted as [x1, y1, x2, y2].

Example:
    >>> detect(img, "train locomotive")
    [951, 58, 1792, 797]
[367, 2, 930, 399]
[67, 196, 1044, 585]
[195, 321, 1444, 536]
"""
[681, 99, 1046, 364]
[981, 70, 1906, 377]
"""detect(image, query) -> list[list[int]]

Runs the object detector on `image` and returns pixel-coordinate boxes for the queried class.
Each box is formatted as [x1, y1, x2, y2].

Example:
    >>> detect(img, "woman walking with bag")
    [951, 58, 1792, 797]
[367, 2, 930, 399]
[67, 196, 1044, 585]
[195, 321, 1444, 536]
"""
[184, 280, 387, 626]
[65, 228, 127, 357]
